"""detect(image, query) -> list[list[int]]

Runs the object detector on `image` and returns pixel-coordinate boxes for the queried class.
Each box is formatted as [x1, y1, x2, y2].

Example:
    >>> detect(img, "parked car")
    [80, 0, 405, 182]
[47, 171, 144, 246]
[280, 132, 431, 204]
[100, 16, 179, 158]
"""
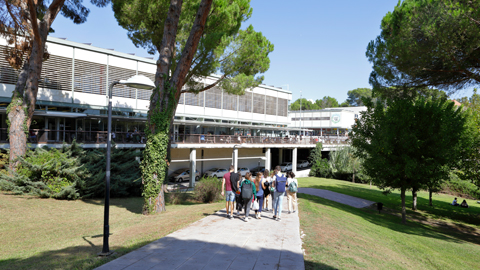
[297, 160, 309, 168]
[169, 168, 200, 183]
[204, 168, 229, 178]
[279, 162, 292, 172]
[237, 167, 250, 176]
[250, 166, 265, 176]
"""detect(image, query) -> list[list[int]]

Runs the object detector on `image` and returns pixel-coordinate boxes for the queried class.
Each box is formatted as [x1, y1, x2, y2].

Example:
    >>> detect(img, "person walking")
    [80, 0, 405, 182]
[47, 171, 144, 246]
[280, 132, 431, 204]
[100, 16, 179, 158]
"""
[229, 168, 242, 215]
[254, 172, 265, 219]
[221, 165, 236, 219]
[240, 172, 256, 222]
[286, 172, 298, 214]
[263, 169, 271, 211]
[272, 166, 287, 221]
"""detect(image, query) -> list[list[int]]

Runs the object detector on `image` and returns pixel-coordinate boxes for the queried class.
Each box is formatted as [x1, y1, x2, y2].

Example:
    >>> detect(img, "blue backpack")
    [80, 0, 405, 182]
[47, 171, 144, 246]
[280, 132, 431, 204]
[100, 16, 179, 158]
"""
[275, 174, 287, 193]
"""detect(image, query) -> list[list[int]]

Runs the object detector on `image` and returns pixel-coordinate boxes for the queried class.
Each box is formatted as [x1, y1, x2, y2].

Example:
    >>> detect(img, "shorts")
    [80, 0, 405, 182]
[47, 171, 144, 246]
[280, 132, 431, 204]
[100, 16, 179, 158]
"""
[226, 191, 235, 202]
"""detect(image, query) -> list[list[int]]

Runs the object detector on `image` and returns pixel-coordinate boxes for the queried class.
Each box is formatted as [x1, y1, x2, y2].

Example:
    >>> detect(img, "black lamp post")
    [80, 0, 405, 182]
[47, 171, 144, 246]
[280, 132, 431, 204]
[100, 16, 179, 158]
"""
[99, 75, 155, 256]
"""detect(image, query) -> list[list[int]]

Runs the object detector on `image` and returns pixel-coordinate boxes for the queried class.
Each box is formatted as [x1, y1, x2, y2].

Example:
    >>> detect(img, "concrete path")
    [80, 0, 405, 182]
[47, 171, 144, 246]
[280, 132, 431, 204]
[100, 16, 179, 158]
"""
[298, 188, 375, 208]
[95, 198, 304, 270]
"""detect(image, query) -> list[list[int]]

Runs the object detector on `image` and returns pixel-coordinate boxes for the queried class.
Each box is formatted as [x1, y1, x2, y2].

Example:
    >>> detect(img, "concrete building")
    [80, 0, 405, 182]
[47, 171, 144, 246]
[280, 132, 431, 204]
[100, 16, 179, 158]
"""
[0, 36, 323, 184]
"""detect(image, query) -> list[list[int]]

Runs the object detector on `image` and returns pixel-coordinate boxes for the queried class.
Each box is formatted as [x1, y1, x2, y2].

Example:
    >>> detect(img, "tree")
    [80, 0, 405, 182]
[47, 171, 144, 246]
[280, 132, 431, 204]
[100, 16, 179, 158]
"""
[315, 96, 339, 109]
[366, 0, 480, 94]
[346, 88, 372, 106]
[339, 101, 350, 107]
[290, 98, 319, 111]
[112, 0, 273, 214]
[328, 146, 362, 182]
[351, 96, 469, 224]
[1, 0, 107, 171]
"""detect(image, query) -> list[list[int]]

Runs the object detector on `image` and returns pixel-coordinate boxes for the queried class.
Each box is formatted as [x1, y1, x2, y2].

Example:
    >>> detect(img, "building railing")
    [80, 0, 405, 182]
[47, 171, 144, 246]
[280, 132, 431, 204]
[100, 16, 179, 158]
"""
[0, 129, 349, 146]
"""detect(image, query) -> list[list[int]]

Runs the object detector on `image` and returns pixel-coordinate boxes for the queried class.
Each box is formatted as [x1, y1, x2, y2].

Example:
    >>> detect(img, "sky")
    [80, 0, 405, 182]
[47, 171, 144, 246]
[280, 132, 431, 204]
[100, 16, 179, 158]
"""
[50, 0, 473, 104]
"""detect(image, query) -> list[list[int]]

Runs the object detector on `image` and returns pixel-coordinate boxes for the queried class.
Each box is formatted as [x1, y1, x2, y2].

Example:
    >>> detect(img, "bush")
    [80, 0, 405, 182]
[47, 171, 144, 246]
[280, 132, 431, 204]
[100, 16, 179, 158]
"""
[0, 142, 85, 199]
[442, 172, 480, 199]
[193, 177, 222, 203]
[310, 158, 331, 178]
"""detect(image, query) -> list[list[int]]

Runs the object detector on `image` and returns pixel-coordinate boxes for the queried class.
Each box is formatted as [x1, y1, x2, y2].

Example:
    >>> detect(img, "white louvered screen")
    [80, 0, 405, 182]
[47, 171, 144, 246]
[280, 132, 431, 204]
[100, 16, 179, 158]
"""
[40, 54, 72, 91]
[223, 91, 237, 111]
[266, 96, 276, 115]
[185, 92, 203, 107]
[253, 93, 265, 114]
[278, 98, 288, 116]
[109, 66, 137, 99]
[239, 91, 252, 112]
[179, 93, 185, 104]
[74, 59, 107, 95]
[205, 87, 222, 109]
[0, 46, 22, 85]
[137, 71, 155, 100]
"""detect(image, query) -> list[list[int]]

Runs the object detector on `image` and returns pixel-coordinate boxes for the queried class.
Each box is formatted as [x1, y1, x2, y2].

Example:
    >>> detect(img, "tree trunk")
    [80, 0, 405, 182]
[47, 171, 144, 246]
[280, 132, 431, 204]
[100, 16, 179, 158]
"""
[412, 188, 417, 211]
[429, 189, 433, 206]
[352, 171, 355, 183]
[401, 187, 407, 224]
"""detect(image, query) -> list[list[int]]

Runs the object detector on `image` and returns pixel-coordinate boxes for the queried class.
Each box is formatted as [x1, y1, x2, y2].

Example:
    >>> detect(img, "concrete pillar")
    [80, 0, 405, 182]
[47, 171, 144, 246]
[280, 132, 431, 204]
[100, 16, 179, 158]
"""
[292, 148, 298, 174]
[279, 148, 283, 165]
[189, 148, 196, 188]
[233, 147, 239, 172]
[265, 148, 271, 171]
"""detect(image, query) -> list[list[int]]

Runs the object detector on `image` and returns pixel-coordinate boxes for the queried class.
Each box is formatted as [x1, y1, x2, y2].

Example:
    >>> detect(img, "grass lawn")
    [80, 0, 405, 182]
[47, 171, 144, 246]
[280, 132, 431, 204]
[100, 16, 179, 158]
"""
[298, 177, 480, 270]
[0, 193, 223, 270]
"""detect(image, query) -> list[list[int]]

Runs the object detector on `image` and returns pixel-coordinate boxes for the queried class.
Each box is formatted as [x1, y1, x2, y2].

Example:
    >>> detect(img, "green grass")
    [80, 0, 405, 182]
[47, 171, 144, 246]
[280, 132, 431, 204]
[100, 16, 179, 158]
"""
[0, 193, 223, 270]
[299, 177, 480, 270]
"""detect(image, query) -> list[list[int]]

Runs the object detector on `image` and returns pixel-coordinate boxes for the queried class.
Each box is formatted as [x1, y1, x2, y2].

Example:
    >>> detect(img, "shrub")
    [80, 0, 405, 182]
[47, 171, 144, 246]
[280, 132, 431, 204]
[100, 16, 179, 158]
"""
[441, 172, 480, 199]
[166, 185, 190, 205]
[193, 177, 222, 203]
[310, 158, 331, 178]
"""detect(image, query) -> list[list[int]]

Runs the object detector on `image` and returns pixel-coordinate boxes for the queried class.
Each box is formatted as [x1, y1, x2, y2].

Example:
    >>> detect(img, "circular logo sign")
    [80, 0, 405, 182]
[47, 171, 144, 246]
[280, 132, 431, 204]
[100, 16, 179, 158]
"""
[331, 113, 341, 124]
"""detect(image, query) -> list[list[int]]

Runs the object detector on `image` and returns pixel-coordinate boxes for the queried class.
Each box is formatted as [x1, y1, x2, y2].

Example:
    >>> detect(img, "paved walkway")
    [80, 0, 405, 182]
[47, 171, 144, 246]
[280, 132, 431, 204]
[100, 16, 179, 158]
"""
[298, 188, 375, 208]
[96, 197, 304, 270]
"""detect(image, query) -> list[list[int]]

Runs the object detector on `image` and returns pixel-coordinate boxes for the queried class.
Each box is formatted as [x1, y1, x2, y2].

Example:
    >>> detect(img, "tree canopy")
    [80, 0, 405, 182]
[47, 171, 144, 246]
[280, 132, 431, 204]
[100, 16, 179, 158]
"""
[346, 88, 372, 106]
[290, 98, 319, 111]
[351, 96, 470, 224]
[366, 0, 480, 94]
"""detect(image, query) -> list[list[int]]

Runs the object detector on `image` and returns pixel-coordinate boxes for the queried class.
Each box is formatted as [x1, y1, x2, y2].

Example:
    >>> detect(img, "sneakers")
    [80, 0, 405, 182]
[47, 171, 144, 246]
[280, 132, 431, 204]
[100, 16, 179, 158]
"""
[229, 214, 233, 219]
[236, 210, 240, 215]
[293, 210, 296, 213]
[276, 217, 281, 221]
[244, 217, 249, 222]
[288, 211, 291, 214]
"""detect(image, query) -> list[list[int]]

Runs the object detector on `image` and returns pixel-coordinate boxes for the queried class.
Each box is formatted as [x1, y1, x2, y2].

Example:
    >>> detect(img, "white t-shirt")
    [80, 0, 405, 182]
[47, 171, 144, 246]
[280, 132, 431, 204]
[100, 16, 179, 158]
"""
[287, 177, 298, 186]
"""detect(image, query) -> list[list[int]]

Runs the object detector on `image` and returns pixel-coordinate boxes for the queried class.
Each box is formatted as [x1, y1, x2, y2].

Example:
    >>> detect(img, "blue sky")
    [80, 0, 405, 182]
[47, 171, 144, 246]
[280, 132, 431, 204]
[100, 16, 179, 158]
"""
[50, 0, 472, 103]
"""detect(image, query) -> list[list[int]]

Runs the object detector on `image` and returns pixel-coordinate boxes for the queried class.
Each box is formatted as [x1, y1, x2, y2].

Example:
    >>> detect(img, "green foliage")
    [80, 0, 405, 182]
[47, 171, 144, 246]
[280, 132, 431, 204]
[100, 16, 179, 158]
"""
[193, 177, 223, 203]
[0, 151, 8, 175]
[310, 158, 331, 178]
[442, 171, 480, 199]
[290, 98, 320, 111]
[351, 95, 470, 222]
[0, 142, 85, 199]
[81, 147, 142, 198]
[367, 0, 480, 93]
[346, 88, 372, 106]
[328, 146, 365, 182]
[315, 96, 339, 109]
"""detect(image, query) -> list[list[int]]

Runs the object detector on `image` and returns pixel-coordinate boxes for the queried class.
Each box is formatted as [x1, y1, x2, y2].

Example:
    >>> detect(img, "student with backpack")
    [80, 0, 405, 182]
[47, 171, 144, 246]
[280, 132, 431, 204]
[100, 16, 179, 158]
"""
[254, 172, 265, 219]
[229, 169, 242, 215]
[263, 169, 271, 211]
[272, 165, 287, 221]
[240, 172, 256, 222]
[221, 165, 236, 219]
[286, 172, 298, 214]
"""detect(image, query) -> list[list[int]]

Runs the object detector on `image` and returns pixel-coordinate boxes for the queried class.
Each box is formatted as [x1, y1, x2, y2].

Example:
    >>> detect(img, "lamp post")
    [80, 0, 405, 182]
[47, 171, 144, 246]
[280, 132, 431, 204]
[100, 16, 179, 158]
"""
[99, 75, 155, 256]
[300, 91, 303, 136]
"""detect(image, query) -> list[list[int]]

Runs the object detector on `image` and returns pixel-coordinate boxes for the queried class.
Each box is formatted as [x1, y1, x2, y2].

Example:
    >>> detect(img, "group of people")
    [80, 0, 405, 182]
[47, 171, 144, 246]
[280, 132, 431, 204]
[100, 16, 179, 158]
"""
[221, 165, 298, 222]
[452, 197, 469, 208]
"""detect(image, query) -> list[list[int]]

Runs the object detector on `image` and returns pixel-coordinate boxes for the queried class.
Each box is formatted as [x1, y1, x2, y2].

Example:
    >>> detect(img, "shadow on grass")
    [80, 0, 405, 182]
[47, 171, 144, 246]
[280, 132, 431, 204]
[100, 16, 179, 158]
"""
[298, 192, 480, 247]
[304, 181, 480, 226]
[0, 236, 311, 270]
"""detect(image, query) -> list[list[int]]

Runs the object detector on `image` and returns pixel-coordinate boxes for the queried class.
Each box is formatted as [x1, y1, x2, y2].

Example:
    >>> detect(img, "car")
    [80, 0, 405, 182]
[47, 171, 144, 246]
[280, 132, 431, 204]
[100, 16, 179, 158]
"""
[250, 166, 265, 176]
[169, 168, 200, 183]
[279, 162, 292, 172]
[297, 160, 309, 168]
[237, 167, 250, 176]
[204, 168, 229, 178]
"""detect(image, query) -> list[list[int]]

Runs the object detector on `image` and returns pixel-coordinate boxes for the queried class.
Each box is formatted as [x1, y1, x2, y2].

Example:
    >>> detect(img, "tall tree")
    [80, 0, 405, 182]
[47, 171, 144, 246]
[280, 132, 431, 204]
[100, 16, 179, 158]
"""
[346, 88, 372, 106]
[290, 98, 319, 111]
[0, 0, 107, 170]
[315, 96, 339, 109]
[366, 0, 480, 94]
[351, 96, 469, 224]
[112, 0, 273, 214]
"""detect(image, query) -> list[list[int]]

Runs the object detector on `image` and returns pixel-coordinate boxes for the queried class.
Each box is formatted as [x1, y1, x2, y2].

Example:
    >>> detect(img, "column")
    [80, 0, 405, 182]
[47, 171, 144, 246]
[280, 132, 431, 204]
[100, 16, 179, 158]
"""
[265, 148, 271, 170]
[233, 147, 239, 172]
[292, 148, 298, 174]
[279, 148, 283, 165]
[189, 148, 196, 188]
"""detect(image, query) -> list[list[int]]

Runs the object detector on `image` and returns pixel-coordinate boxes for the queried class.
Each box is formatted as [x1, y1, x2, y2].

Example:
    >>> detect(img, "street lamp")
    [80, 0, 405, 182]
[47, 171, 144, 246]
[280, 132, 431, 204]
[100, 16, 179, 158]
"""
[99, 75, 155, 257]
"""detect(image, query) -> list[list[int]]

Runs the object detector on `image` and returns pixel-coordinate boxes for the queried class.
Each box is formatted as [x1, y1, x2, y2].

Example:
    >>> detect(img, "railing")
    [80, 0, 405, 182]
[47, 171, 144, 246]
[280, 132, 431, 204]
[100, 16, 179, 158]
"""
[172, 134, 349, 145]
[0, 129, 349, 146]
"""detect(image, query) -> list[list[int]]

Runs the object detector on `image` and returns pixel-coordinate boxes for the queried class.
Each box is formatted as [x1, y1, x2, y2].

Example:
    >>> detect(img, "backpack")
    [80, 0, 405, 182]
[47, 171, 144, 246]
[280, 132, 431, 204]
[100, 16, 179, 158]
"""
[288, 181, 298, 193]
[230, 172, 240, 192]
[275, 174, 287, 193]
[241, 181, 253, 199]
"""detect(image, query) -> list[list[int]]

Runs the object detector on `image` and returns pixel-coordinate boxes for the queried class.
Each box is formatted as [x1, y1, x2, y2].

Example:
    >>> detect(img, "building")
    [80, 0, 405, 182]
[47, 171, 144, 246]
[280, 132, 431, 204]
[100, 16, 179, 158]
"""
[0, 36, 323, 184]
